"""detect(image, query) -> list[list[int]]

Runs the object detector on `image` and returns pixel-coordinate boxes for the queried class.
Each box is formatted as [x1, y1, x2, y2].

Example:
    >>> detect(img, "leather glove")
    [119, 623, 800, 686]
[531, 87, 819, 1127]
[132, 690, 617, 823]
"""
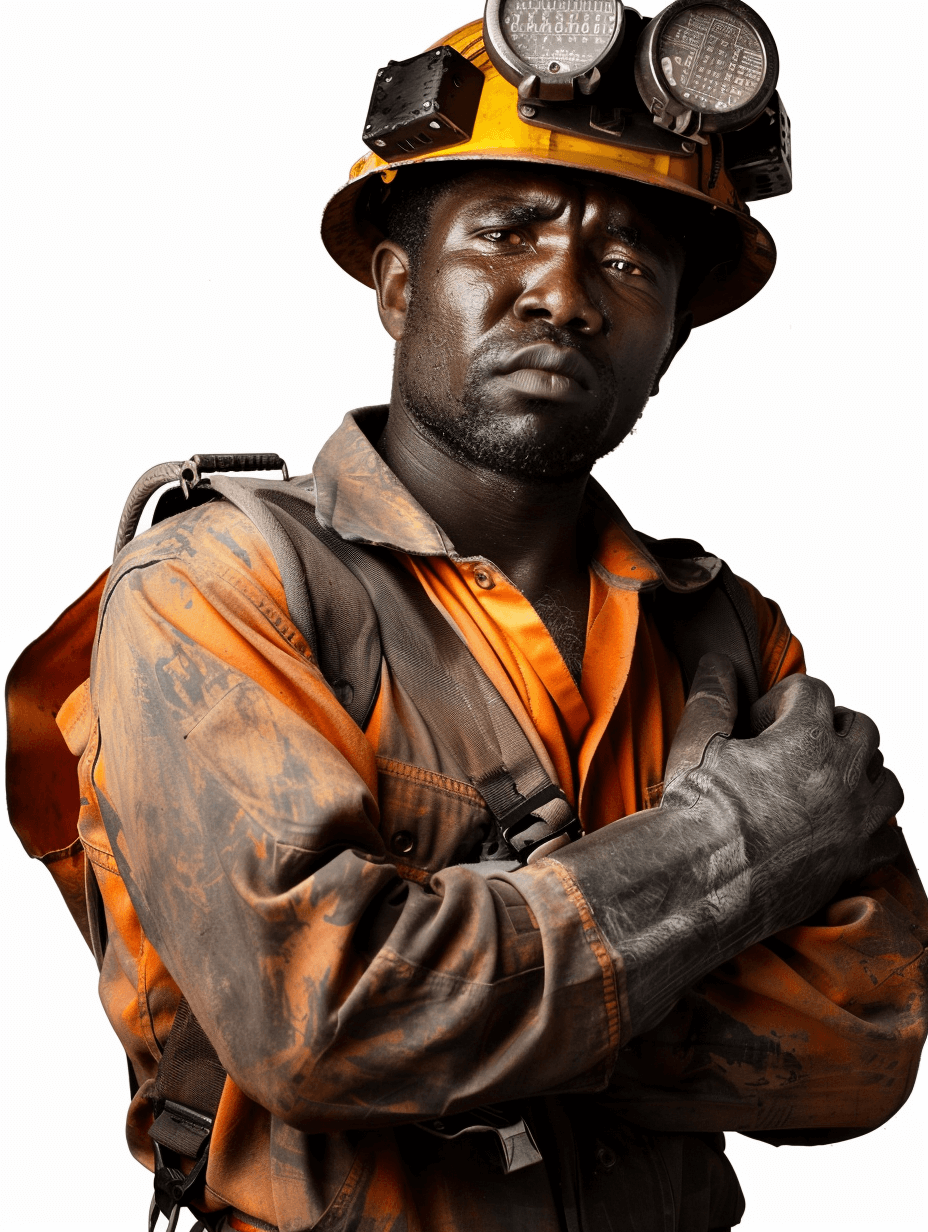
[550, 653, 904, 1038]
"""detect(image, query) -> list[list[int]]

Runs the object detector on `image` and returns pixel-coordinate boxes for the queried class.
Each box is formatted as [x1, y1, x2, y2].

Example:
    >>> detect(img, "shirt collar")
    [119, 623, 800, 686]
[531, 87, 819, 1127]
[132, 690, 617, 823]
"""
[312, 407, 718, 593]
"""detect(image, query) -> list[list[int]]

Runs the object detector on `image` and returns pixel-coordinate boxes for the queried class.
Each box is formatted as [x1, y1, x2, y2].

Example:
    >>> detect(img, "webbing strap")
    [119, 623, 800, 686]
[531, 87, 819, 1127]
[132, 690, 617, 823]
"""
[148, 998, 225, 1229]
[151, 998, 226, 1151]
[649, 555, 762, 736]
[260, 491, 578, 859]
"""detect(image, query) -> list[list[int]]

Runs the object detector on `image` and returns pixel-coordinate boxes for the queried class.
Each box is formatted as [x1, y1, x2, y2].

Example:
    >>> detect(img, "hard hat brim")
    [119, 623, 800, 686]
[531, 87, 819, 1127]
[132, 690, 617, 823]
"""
[321, 151, 775, 328]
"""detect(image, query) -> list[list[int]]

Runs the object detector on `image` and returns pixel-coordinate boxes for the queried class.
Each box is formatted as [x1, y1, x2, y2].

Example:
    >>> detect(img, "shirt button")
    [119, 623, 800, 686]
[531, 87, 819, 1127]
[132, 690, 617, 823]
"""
[595, 1145, 617, 1172]
[474, 568, 495, 590]
[391, 830, 415, 855]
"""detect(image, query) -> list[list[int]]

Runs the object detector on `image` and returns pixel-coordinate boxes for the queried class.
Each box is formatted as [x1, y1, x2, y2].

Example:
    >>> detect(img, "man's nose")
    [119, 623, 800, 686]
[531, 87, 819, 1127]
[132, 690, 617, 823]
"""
[512, 249, 604, 335]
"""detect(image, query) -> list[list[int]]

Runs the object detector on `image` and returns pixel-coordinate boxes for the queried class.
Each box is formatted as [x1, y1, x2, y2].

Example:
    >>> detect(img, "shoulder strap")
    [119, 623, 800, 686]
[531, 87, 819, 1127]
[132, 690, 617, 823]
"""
[162, 474, 385, 731]
[644, 535, 764, 737]
[147, 998, 226, 1230]
[226, 481, 580, 866]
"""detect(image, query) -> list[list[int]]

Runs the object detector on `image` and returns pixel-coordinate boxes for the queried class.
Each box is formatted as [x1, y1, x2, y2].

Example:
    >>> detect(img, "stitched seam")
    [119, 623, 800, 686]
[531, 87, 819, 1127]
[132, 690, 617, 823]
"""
[102, 553, 312, 668]
[138, 935, 162, 1060]
[375, 944, 544, 992]
[177, 554, 313, 661]
[80, 838, 119, 874]
[591, 558, 656, 593]
[316, 1147, 367, 1225]
[184, 682, 243, 740]
[376, 756, 484, 804]
[546, 858, 625, 1050]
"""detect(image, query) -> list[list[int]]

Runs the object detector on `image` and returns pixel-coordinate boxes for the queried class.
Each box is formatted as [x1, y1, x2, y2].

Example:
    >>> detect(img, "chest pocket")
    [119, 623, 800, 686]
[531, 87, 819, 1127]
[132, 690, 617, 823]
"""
[375, 757, 497, 875]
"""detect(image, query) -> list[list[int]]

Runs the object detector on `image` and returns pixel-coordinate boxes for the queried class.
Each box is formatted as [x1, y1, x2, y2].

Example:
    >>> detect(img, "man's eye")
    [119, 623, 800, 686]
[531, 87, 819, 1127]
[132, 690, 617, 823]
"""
[482, 230, 523, 246]
[605, 258, 644, 275]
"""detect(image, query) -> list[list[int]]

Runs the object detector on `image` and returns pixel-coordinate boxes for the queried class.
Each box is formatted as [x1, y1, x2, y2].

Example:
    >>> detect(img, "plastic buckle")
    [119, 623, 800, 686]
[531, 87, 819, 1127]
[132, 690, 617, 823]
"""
[504, 814, 583, 865]
[149, 1141, 210, 1231]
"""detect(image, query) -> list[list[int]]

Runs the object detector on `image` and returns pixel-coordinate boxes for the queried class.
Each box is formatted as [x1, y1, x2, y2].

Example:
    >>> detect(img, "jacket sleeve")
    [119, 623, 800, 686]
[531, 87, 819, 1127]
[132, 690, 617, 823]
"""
[601, 579, 928, 1136]
[87, 518, 623, 1135]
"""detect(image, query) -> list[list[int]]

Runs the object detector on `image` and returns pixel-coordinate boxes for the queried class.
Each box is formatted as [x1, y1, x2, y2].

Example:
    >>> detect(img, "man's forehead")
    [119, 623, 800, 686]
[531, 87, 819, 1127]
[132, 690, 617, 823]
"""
[439, 167, 671, 240]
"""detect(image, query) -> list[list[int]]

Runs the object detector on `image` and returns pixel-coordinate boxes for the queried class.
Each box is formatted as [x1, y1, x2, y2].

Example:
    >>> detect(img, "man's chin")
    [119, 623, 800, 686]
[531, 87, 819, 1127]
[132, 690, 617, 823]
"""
[399, 368, 633, 481]
[425, 413, 615, 482]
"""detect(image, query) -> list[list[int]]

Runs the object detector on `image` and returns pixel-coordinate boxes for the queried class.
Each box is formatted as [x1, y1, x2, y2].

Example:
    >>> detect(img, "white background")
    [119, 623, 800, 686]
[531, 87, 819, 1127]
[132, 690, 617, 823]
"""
[2, 2, 925, 1228]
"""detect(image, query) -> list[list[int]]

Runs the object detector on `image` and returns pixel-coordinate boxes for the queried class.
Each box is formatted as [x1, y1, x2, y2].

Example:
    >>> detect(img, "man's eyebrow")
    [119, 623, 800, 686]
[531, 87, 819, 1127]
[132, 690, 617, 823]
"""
[605, 219, 666, 263]
[605, 223, 641, 246]
[460, 197, 663, 257]
[462, 198, 561, 225]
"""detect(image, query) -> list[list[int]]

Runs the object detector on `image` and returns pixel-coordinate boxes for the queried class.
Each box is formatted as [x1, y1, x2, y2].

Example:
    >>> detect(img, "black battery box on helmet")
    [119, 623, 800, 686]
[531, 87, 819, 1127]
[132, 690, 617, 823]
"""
[363, 46, 484, 160]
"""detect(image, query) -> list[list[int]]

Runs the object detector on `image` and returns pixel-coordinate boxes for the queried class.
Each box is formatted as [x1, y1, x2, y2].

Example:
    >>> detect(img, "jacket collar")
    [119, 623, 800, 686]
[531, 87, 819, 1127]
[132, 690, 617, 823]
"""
[312, 407, 719, 594]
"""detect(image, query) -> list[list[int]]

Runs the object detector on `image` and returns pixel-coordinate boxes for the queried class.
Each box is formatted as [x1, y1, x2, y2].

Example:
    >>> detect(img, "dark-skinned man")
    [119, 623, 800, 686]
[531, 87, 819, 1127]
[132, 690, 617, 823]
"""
[7, 10, 926, 1232]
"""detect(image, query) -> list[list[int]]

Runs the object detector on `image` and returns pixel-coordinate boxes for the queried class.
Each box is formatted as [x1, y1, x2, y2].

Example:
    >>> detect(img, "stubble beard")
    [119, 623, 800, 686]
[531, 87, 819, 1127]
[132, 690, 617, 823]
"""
[396, 302, 641, 483]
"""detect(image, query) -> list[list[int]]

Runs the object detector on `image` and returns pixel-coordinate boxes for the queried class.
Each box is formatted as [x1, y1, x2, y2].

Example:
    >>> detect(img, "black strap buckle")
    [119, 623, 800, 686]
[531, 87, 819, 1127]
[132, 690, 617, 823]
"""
[503, 813, 583, 865]
[148, 1101, 214, 1231]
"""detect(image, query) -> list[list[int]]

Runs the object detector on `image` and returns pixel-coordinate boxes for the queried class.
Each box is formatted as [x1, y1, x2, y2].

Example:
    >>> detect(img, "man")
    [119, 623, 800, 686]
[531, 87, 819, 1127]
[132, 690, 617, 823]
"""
[7, 12, 926, 1232]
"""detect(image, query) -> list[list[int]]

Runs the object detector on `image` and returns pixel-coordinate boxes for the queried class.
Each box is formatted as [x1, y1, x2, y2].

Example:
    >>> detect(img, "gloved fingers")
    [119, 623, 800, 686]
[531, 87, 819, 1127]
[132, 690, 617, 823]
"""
[835, 709, 882, 789]
[866, 749, 885, 783]
[664, 653, 738, 786]
[864, 765, 904, 832]
[749, 672, 836, 738]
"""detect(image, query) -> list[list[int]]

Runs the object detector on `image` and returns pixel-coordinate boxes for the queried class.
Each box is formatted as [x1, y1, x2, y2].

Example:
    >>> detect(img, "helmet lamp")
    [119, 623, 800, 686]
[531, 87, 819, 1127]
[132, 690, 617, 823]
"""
[635, 0, 778, 136]
[484, 1, 627, 100]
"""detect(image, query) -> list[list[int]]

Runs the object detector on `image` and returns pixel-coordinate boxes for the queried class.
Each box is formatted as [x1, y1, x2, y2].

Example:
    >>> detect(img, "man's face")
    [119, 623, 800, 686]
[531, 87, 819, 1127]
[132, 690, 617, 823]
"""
[378, 166, 688, 481]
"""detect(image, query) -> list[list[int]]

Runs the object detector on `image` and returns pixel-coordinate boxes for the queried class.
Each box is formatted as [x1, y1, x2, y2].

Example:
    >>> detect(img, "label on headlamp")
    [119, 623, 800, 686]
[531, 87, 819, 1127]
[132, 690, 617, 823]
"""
[501, 0, 621, 76]
[658, 5, 765, 113]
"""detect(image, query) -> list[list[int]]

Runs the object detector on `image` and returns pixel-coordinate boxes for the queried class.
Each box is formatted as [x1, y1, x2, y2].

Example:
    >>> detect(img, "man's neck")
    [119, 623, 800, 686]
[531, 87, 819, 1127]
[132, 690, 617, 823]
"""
[378, 398, 591, 605]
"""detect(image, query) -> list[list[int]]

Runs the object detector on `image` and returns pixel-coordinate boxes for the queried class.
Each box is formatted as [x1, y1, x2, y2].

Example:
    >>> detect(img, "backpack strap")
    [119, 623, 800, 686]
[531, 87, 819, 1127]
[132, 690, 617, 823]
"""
[147, 999, 226, 1232]
[643, 535, 764, 737]
[213, 479, 580, 867]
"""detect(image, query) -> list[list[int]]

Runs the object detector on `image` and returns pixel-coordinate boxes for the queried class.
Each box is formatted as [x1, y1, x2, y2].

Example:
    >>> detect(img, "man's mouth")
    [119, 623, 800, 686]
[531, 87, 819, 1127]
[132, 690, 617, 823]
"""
[495, 343, 599, 403]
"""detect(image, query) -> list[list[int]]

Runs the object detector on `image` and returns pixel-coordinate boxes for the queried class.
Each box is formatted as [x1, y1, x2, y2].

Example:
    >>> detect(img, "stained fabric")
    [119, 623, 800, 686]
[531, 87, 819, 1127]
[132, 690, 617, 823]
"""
[9, 408, 926, 1232]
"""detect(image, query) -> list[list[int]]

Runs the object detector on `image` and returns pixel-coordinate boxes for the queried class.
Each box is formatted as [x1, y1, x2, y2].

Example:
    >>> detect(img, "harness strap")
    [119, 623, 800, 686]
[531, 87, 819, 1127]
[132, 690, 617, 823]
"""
[148, 998, 225, 1231]
[646, 540, 763, 737]
[258, 488, 579, 863]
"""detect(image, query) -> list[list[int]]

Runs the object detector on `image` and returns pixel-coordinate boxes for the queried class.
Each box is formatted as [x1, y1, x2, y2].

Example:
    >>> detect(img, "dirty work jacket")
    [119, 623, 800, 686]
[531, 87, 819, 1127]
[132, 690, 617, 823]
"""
[53, 409, 926, 1232]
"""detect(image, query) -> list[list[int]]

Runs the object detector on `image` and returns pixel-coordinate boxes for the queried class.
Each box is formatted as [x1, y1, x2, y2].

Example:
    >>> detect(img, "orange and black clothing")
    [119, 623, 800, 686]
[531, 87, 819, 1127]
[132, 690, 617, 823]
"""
[10, 409, 927, 1231]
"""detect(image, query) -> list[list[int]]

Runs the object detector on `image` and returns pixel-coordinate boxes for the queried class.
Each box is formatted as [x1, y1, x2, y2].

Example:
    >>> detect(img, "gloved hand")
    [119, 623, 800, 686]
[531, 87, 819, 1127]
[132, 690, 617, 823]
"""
[549, 653, 904, 1038]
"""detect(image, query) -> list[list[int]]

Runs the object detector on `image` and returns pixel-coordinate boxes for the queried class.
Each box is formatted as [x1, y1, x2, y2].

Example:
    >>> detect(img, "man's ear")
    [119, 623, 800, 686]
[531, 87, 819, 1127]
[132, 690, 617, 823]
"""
[372, 241, 412, 341]
[651, 310, 693, 396]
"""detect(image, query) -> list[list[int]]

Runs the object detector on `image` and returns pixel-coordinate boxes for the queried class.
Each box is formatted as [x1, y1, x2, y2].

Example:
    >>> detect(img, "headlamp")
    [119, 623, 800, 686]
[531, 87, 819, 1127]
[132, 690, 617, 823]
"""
[635, 1, 778, 136]
[484, 1, 627, 101]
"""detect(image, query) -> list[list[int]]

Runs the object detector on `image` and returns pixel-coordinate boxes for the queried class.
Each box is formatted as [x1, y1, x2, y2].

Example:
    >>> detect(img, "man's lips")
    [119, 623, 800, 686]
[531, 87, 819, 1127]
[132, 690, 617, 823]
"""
[495, 343, 599, 402]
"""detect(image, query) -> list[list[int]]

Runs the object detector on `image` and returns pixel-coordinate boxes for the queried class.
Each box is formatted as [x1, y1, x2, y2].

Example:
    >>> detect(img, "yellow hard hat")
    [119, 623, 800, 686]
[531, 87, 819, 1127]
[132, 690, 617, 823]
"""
[320, 16, 778, 326]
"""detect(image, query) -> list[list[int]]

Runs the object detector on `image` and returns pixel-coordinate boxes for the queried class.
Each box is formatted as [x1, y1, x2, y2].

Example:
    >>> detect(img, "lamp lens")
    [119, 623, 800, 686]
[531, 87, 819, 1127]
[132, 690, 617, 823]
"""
[657, 4, 765, 113]
[501, 0, 620, 76]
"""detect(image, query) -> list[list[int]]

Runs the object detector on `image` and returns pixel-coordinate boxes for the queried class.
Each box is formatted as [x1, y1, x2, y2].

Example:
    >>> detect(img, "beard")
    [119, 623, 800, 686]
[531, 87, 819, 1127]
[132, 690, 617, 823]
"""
[396, 315, 641, 482]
